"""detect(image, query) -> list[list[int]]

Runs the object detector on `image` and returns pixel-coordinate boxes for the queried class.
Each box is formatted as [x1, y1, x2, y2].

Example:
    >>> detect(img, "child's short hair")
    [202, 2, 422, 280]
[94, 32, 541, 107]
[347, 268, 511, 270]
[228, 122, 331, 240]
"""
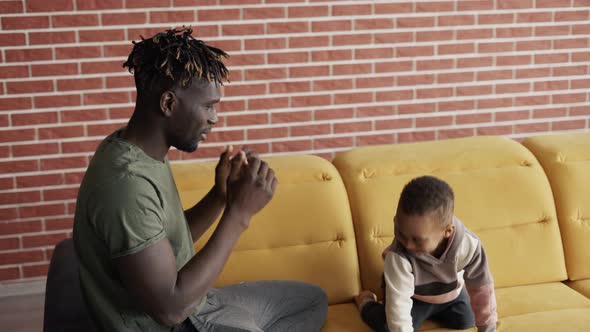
[398, 176, 454, 226]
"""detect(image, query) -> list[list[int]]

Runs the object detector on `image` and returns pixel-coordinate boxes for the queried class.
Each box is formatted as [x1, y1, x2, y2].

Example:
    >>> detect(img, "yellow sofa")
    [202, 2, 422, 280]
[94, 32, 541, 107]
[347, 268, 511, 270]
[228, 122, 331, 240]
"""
[523, 133, 590, 302]
[171, 133, 590, 332]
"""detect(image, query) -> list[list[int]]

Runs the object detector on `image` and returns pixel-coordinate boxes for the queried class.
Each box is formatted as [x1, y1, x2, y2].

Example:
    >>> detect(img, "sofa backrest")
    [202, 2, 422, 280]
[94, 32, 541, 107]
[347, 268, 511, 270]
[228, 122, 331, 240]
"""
[523, 132, 590, 281]
[171, 154, 361, 305]
[332, 136, 567, 295]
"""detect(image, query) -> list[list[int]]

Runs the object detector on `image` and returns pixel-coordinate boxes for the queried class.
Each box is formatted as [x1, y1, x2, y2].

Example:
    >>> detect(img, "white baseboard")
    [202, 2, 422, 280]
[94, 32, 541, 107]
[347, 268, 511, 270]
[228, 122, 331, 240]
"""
[0, 278, 46, 297]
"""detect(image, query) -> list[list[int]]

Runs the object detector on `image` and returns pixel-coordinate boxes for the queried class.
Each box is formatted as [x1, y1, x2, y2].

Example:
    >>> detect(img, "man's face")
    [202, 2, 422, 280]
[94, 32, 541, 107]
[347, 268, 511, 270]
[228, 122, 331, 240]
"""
[168, 79, 220, 153]
[394, 209, 453, 256]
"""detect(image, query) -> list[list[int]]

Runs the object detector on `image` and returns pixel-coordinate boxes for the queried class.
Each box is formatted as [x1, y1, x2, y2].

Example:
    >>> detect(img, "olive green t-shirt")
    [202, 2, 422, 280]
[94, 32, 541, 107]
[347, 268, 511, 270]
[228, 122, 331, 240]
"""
[73, 129, 199, 331]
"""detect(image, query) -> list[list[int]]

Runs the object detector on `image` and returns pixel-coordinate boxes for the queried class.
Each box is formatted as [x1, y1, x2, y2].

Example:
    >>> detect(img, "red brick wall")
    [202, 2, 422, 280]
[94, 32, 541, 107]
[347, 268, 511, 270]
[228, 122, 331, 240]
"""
[1, 0, 589, 283]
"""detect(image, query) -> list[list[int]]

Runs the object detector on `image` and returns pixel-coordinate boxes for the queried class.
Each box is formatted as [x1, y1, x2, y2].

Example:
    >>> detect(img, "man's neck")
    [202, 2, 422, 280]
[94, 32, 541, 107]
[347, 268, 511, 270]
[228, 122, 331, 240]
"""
[122, 108, 170, 162]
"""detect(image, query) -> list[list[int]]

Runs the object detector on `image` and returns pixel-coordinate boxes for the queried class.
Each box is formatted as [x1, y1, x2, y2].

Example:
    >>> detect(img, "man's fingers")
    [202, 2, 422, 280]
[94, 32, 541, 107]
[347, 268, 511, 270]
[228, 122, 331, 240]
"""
[265, 168, 275, 184]
[258, 161, 269, 180]
[241, 145, 250, 157]
[270, 177, 278, 193]
[232, 147, 249, 165]
[266, 169, 276, 191]
[220, 145, 233, 162]
[229, 150, 245, 180]
[248, 157, 261, 177]
[246, 150, 259, 161]
[239, 145, 259, 162]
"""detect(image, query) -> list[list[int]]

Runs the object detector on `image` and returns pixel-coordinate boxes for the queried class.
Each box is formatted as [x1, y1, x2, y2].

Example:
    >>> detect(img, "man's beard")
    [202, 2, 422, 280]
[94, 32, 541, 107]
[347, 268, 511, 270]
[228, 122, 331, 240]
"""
[175, 138, 198, 153]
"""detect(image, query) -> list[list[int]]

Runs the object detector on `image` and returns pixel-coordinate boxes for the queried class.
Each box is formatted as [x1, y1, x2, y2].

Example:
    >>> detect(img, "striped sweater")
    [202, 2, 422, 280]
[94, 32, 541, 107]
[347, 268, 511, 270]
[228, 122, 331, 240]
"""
[383, 217, 497, 332]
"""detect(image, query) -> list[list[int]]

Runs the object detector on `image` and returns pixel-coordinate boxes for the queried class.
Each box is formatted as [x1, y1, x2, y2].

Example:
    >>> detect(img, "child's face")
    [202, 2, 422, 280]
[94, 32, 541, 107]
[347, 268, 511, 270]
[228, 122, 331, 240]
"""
[394, 210, 454, 256]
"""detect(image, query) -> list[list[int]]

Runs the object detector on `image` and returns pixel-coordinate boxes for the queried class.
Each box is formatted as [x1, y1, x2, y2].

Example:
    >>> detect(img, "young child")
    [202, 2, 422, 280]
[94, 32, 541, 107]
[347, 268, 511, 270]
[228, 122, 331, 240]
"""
[355, 176, 497, 332]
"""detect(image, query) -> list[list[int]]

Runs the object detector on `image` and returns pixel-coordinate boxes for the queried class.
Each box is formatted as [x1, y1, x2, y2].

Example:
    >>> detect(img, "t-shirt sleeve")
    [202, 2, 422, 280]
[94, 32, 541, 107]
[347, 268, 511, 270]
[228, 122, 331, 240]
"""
[89, 175, 167, 259]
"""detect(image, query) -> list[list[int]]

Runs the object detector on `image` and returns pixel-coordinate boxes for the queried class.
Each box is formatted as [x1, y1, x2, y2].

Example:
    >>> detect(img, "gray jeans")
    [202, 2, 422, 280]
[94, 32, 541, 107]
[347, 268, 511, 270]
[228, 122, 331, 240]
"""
[186, 280, 328, 332]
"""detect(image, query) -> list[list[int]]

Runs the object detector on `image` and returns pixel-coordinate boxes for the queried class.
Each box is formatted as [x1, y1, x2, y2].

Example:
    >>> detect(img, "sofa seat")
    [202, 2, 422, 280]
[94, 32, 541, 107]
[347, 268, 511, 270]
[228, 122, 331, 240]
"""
[495, 282, 590, 317]
[323, 303, 466, 332]
[324, 282, 590, 332]
[324, 305, 475, 331]
[424, 282, 590, 331]
[566, 279, 590, 299]
[324, 304, 371, 332]
[421, 283, 590, 331]
[322, 305, 448, 332]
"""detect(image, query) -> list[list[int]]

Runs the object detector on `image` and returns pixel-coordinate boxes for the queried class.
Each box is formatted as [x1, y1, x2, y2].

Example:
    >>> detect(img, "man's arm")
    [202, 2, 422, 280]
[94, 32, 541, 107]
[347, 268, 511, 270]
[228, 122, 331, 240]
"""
[184, 146, 234, 241]
[116, 155, 277, 326]
[116, 208, 245, 326]
[184, 186, 226, 241]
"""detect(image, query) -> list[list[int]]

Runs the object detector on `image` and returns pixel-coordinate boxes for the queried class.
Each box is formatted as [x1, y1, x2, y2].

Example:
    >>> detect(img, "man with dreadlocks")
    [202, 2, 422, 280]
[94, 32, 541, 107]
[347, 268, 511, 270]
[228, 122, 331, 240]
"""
[73, 27, 328, 332]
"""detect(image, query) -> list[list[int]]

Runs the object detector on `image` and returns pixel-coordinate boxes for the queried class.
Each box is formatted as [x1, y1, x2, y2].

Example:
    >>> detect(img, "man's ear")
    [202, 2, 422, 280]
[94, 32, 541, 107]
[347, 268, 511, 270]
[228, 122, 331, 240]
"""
[160, 90, 177, 117]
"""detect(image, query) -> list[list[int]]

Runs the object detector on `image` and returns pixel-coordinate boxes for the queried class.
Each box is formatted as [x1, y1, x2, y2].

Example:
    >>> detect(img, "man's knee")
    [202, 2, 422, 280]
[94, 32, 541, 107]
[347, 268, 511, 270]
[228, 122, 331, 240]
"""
[285, 281, 327, 306]
[311, 284, 328, 304]
[302, 283, 328, 324]
[305, 284, 328, 317]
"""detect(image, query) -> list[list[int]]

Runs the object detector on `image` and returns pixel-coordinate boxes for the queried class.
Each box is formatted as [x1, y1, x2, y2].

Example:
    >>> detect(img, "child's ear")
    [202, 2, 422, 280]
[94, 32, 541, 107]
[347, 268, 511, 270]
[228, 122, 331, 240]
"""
[443, 223, 455, 239]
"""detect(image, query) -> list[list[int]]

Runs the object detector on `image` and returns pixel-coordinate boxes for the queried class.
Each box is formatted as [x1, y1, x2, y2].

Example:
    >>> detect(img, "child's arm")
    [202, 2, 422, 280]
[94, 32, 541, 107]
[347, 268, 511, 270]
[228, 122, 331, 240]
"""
[462, 236, 498, 332]
[383, 252, 415, 332]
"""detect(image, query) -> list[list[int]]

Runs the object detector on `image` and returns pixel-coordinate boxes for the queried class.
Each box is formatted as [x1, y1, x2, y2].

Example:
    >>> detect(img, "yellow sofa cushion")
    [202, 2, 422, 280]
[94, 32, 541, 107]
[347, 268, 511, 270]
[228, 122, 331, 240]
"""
[566, 279, 590, 299]
[493, 282, 590, 332]
[323, 304, 372, 332]
[425, 284, 590, 331]
[333, 136, 567, 295]
[495, 282, 590, 317]
[496, 309, 590, 332]
[523, 132, 590, 281]
[324, 282, 590, 332]
[324, 303, 468, 332]
[171, 155, 361, 304]
[323, 305, 451, 332]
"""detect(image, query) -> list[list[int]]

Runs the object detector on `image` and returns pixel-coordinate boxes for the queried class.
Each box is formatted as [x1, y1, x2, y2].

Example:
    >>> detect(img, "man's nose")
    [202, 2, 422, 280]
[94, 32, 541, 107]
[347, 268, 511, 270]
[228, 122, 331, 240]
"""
[208, 112, 218, 126]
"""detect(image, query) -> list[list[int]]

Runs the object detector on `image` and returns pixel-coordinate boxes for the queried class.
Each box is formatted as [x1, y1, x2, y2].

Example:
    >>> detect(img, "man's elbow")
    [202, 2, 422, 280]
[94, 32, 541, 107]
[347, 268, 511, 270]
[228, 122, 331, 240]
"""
[148, 288, 197, 327]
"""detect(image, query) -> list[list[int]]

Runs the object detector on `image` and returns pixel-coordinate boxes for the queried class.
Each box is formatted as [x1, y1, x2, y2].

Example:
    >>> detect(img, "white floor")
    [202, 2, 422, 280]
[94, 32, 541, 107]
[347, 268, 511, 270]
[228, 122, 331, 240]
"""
[0, 292, 44, 332]
[0, 279, 45, 332]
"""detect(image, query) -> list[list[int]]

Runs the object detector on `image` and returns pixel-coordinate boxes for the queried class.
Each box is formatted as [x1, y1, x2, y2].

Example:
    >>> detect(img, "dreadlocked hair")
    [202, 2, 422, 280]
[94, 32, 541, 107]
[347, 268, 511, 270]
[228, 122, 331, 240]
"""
[123, 27, 229, 93]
